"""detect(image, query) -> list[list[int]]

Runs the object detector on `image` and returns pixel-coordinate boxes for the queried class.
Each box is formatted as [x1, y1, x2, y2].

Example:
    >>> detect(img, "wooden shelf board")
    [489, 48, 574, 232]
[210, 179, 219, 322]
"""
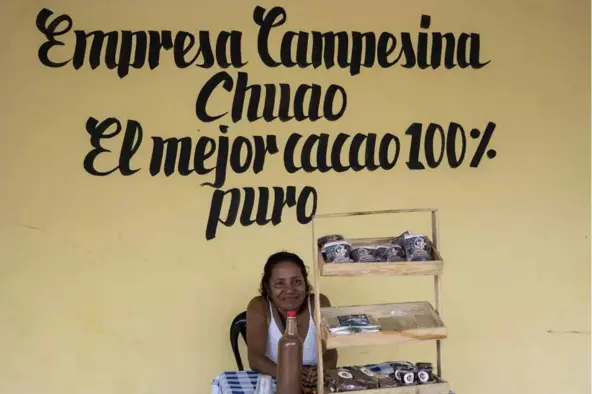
[320, 259, 443, 277]
[320, 301, 446, 349]
[313, 208, 438, 219]
[323, 327, 447, 348]
[322, 381, 449, 394]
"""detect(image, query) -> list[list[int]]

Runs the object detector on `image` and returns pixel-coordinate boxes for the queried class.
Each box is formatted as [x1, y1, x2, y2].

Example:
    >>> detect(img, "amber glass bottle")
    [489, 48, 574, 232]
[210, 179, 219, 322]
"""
[277, 310, 303, 394]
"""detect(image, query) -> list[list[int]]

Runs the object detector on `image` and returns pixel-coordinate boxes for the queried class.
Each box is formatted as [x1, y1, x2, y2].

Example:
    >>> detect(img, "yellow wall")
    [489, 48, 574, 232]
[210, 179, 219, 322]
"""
[0, 1, 590, 394]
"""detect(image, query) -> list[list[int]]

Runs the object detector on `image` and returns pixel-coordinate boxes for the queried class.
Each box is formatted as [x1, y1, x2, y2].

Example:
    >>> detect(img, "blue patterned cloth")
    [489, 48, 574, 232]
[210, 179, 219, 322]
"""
[211, 362, 455, 394]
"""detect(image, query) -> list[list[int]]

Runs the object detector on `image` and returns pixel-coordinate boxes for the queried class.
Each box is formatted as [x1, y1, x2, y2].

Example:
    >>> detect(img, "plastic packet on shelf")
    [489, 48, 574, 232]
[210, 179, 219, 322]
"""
[325, 368, 373, 392]
[326, 314, 381, 335]
[350, 245, 378, 262]
[349, 366, 379, 389]
[321, 240, 352, 263]
[375, 372, 399, 388]
[403, 232, 432, 261]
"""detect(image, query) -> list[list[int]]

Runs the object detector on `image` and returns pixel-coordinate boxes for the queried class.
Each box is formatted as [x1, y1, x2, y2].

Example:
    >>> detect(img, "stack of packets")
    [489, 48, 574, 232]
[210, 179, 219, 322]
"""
[326, 314, 381, 335]
[325, 362, 435, 392]
[317, 231, 433, 264]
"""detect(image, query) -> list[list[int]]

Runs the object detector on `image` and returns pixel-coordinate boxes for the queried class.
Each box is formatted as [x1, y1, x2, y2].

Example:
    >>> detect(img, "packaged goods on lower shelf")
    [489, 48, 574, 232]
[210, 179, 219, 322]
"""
[324, 361, 439, 392]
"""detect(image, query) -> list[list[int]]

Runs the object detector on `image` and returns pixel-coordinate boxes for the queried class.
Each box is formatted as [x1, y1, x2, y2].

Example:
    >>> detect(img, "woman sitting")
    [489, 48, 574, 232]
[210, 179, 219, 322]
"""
[246, 251, 338, 383]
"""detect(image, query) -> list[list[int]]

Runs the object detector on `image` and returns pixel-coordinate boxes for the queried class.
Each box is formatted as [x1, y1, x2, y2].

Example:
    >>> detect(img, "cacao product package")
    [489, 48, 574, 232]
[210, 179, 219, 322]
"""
[325, 368, 371, 392]
[403, 233, 432, 261]
[321, 240, 352, 263]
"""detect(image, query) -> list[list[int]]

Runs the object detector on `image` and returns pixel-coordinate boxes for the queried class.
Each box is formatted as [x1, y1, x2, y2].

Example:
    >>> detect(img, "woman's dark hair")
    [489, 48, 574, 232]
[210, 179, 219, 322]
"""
[259, 251, 311, 298]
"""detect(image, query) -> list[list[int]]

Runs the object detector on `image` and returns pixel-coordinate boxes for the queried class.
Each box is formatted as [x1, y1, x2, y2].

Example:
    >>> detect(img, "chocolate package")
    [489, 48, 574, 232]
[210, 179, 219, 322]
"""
[321, 240, 352, 263]
[394, 368, 415, 385]
[375, 372, 399, 388]
[349, 366, 379, 389]
[352, 366, 400, 389]
[403, 233, 432, 261]
[375, 243, 405, 262]
[390, 361, 416, 386]
[389, 361, 435, 386]
[415, 362, 434, 384]
[350, 246, 378, 262]
[325, 368, 370, 392]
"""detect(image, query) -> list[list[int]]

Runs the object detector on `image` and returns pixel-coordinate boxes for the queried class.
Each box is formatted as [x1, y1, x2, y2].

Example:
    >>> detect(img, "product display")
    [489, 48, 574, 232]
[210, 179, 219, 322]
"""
[326, 314, 381, 335]
[312, 208, 448, 394]
[324, 361, 439, 392]
[318, 231, 435, 263]
[322, 301, 444, 340]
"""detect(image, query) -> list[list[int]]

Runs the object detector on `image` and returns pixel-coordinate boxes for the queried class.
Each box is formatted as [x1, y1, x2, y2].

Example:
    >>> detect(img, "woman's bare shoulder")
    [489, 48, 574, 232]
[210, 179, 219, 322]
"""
[247, 296, 267, 313]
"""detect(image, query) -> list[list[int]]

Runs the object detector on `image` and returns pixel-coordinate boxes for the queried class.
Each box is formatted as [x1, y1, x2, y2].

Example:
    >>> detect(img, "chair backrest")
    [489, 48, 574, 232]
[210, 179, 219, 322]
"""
[230, 311, 248, 370]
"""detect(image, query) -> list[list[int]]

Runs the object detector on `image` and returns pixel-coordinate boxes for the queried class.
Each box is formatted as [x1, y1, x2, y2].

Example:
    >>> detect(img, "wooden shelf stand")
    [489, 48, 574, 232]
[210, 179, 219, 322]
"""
[311, 208, 446, 394]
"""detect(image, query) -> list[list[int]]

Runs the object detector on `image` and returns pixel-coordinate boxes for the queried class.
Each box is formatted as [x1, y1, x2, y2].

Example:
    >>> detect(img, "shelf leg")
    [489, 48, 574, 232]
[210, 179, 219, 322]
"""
[436, 339, 442, 378]
[311, 218, 325, 394]
[432, 210, 443, 378]
[434, 273, 443, 378]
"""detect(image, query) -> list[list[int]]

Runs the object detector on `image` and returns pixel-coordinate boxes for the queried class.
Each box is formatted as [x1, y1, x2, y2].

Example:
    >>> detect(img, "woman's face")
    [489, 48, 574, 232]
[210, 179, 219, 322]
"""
[267, 261, 307, 312]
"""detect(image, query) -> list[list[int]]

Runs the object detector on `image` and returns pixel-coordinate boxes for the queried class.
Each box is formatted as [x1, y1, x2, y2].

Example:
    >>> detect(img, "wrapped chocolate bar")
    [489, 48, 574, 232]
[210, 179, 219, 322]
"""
[375, 372, 399, 388]
[391, 361, 416, 386]
[403, 233, 432, 261]
[350, 246, 378, 262]
[349, 366, 379, 389]
[383, 244, 405, 262]
[375, 245, 388, 262]
[321, 240, 352, 263]
[415, 362, 433, 384]
[375, 233, 407, 262]
[325, 368, 369, 392]
[375, 245, 389, 262]
[393, 367, 415, 385]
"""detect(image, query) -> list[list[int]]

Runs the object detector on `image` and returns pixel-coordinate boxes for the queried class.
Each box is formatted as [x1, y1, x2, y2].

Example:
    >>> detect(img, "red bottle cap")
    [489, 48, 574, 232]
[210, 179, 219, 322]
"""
[287, 310, 297, 318]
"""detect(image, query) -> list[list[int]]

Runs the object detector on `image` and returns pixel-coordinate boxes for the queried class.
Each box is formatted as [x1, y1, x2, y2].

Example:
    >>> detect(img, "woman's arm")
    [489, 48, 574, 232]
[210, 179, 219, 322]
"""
[246, 297, 278, 377]
[319, 294, 338, 369]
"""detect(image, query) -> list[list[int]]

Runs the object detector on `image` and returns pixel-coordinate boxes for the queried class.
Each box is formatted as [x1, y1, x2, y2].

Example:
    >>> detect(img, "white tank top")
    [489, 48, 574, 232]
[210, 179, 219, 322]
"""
[265, 296, 318, 366]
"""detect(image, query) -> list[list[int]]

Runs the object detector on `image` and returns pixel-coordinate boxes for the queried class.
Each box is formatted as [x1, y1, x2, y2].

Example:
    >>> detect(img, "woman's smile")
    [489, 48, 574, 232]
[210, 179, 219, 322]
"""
[280, 294, 303, 308]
